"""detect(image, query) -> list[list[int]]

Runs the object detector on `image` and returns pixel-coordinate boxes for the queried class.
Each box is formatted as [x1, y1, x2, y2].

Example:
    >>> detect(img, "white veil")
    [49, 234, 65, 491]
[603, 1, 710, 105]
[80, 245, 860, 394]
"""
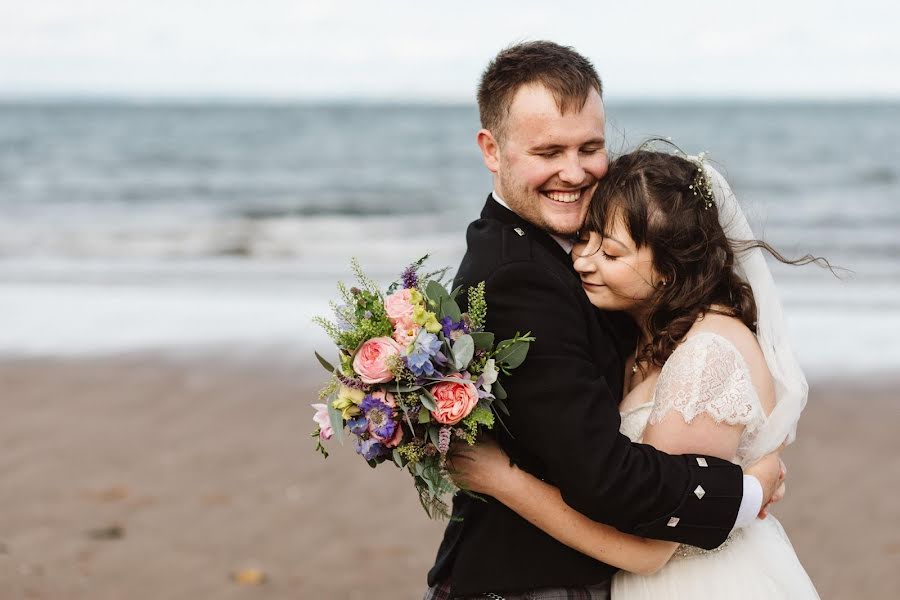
[700, 161, 809, 464]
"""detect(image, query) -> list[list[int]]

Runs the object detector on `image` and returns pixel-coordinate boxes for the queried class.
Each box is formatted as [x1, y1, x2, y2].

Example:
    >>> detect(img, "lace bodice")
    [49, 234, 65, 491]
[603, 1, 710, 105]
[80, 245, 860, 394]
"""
[620, 332, 767, 468]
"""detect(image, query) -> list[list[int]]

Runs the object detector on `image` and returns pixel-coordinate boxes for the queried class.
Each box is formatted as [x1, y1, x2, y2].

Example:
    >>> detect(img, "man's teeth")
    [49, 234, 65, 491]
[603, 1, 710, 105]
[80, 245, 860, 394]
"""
[544, 190, 581, 203]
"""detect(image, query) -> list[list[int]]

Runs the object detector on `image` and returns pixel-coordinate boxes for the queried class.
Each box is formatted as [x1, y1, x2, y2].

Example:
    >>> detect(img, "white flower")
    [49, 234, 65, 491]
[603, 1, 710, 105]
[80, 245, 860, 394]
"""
[481, 359, 499, 393]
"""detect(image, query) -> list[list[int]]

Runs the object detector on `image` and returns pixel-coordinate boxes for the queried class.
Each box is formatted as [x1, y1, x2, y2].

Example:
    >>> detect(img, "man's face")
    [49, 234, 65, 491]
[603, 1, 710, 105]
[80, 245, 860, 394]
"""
[493, 83, 608, 236]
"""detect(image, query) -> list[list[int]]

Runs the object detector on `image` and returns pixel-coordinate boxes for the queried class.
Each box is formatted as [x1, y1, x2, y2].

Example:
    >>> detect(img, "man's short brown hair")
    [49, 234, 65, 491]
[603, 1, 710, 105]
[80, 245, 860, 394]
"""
[477, 41, 603, 142]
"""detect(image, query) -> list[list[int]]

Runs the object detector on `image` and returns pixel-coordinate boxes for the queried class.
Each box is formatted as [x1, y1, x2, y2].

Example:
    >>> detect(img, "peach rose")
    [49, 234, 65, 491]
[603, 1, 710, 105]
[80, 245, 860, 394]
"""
[352, 337, 402, 384]
[384, 289, 417, 326]
[430, 374, 479, 425]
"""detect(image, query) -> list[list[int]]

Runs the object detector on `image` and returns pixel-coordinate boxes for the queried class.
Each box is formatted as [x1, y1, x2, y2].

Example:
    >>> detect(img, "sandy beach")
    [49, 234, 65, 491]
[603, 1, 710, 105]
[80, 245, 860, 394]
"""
[1, 351, 897, 599]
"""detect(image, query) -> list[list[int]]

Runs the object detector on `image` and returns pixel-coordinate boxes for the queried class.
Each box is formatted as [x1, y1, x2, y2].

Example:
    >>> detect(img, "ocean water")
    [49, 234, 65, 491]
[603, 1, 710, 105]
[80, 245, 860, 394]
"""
[1, 101, 898, 376]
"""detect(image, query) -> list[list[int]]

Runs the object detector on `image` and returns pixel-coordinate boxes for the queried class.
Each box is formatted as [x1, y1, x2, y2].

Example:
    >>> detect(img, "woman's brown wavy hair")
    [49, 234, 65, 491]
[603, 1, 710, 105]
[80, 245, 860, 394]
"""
[585, 145, 829, 372]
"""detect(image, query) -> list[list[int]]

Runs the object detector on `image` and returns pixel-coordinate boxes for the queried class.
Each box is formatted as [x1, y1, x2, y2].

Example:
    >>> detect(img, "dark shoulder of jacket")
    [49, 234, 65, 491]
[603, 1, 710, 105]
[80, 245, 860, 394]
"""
[465, 217, 534, 266]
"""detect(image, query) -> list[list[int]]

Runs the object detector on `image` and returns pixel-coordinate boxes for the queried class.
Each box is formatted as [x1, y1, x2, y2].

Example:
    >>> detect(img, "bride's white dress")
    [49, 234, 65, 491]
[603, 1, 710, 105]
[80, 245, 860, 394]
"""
[612, 332, 820, 599]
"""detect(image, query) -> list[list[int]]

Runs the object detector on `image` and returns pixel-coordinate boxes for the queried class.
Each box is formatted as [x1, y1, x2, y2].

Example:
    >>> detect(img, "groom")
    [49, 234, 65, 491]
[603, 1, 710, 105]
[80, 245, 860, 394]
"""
[424, 42, 785, 599]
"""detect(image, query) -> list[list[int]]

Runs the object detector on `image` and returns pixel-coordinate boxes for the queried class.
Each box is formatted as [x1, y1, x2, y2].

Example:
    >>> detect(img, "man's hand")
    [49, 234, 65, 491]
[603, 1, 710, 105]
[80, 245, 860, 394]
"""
[744, 452, 787, 519]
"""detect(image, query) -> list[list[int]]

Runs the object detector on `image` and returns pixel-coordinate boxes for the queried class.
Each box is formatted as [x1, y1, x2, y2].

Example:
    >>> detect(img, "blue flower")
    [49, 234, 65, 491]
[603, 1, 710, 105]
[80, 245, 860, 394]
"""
[355, 437, 384, 461]
[406, 330, 442, 378]
[348, 415, 368, 435]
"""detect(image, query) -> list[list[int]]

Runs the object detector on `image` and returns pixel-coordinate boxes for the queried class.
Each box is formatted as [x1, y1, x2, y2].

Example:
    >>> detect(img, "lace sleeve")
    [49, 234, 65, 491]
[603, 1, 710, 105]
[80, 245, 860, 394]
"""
[648, 333, 764, 436]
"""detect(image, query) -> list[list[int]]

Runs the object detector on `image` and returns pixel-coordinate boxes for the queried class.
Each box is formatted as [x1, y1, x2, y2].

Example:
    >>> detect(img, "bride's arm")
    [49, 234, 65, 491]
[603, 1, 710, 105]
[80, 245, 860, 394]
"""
[450, 416, 746, 575]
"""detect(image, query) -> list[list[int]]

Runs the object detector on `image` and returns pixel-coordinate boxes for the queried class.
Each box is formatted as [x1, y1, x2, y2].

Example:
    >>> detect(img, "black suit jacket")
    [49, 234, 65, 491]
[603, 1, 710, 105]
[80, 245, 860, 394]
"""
[428, 196, 744, 597]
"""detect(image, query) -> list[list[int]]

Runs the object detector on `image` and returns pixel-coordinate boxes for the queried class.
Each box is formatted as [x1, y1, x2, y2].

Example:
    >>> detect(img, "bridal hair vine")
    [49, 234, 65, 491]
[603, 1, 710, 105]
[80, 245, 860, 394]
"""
[687, 151, 715, 210]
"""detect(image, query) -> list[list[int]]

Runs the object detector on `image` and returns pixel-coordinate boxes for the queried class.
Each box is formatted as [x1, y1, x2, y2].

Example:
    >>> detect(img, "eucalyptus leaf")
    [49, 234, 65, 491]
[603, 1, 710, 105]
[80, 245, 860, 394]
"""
[418, 406, 431, 424]
[314, 351, 336, 373]
[441, 297, 462, 321]
[428, 426, 442, 449]
[419, 388, 438, 411]
[450, 284, 463, 300]
[425, 280, 447, 307]
[495, 340, 530, 369]
[492, 380, 508, 401]
[423, 376, 474, 386]
[392, 448, 405, 468]
[391, 383, 421, 394]
[326, 395, 345, 446]
[470, 332, 495, 351]
[452, 335, 474, 370]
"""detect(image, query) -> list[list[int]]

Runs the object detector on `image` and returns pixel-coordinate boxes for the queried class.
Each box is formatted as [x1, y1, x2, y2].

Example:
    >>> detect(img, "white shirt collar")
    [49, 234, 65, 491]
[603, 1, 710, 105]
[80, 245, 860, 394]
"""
[491, 190, 575, 254]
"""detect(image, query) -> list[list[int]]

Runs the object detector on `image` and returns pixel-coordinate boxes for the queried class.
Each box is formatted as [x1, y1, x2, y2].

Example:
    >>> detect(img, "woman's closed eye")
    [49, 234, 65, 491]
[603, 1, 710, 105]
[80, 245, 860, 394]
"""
[601, 251, 619, 261]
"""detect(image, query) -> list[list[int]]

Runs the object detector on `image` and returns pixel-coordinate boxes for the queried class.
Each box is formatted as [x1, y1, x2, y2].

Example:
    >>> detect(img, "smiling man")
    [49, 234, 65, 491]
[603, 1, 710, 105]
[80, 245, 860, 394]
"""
[477, 79, 608, 237]
[424, 41, 783, 600]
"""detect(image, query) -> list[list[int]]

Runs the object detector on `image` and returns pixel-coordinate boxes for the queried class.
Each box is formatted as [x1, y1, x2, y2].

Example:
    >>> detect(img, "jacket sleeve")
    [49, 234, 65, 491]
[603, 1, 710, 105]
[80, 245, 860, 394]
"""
[483, 261, 743, 549]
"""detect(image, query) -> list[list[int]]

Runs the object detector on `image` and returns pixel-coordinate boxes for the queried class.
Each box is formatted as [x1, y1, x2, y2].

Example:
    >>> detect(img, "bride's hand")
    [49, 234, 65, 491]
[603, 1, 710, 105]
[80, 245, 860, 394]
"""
[446, 437, 515, 497]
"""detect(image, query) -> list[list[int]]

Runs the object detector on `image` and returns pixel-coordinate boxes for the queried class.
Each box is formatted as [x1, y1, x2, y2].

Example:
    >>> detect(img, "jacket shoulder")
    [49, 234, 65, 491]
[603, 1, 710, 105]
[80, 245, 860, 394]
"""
[465, 217, 535, 266]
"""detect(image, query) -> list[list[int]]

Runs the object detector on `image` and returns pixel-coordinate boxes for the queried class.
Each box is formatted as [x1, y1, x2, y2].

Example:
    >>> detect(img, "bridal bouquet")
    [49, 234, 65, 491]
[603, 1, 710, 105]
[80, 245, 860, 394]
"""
[310, 257, 533, 518]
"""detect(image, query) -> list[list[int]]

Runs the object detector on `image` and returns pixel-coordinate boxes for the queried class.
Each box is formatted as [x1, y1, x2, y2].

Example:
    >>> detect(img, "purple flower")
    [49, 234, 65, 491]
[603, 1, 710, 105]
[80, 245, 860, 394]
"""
[336, 371, 368, 391]
[355, 437, 383, 461]
[360, 394, 396, 440]
[440, 316, 469, 339]
[401, 264, 419, 289]
[437, 426, 451, 455]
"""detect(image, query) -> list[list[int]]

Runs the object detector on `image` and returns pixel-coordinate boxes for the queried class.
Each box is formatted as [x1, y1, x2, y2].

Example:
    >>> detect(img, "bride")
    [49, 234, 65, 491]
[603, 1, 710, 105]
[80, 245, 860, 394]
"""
[449, 147, 821, 598]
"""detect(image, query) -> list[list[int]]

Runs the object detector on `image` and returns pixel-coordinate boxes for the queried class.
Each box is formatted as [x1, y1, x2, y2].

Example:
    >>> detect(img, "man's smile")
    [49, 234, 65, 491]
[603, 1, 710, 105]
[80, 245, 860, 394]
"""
[540, 186, 590, 204]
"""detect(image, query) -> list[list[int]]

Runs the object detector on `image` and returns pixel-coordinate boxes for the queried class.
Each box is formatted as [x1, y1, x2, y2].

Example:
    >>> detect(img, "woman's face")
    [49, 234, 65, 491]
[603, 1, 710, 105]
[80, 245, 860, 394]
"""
[571, 214, 659, 313]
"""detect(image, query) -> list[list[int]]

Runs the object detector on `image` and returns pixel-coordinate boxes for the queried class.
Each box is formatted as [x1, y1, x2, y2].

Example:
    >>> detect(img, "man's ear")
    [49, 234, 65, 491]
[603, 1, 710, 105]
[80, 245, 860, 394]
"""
[476, 129, 501, 174]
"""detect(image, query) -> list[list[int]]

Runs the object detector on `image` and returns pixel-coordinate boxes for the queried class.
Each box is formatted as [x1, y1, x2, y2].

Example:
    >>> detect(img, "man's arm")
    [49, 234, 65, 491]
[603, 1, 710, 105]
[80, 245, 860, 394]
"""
[483, 261, 743, 548]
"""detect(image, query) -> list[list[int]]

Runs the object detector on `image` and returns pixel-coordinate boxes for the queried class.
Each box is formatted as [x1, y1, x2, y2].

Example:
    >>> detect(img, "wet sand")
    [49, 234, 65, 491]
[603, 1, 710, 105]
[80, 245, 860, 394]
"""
[0, 352, 897, 599]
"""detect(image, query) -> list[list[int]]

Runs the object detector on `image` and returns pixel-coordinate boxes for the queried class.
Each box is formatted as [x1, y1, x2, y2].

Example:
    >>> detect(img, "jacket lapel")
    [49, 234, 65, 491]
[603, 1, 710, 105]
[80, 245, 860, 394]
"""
[480, 195, 576, 272]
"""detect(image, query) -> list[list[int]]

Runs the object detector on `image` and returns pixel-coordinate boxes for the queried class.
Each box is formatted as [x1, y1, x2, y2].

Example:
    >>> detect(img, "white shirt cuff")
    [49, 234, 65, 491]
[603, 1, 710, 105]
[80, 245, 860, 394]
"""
[733, 475, 763, 529]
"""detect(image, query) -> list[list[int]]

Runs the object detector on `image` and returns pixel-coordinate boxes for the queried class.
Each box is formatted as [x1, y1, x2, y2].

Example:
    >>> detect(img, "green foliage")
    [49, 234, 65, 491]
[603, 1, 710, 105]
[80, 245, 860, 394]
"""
[397, 442, 426, 464]
[311, 430, 329, 458]
[467, 282, 487, 330]
[350, 257, 383, 297]
[314, 351, 335, 373]
[470, 331, 494, 351]
[317, 377, 339, 401]
[493, 331, 536, 370]
[456, 404, 496, 444]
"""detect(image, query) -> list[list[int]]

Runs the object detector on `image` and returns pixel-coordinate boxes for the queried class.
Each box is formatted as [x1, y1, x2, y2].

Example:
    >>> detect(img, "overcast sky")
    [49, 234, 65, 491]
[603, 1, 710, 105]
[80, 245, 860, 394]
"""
[2, 1, 898, 101]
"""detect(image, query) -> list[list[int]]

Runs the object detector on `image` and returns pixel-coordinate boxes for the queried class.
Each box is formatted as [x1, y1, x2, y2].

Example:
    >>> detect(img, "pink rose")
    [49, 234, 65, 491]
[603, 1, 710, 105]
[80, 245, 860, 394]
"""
[352, 337, 403, 384]
[384, 289, 416, 325]
[382, 422, 404, 447]
[311, 403, 334, 440]
[430, 374, 479, 425]
[392, 318, 420, 348]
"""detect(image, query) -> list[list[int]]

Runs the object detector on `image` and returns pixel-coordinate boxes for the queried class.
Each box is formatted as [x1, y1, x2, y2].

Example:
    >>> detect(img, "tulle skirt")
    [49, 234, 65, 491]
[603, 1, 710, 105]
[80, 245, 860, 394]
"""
[612, 516, 819, 599]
